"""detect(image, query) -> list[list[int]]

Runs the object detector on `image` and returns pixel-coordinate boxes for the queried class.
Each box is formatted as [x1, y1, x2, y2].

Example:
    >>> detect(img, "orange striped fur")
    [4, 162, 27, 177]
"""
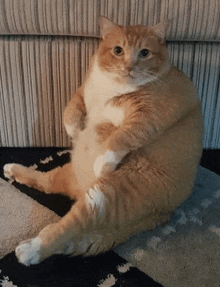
[4, 17, 203, 265]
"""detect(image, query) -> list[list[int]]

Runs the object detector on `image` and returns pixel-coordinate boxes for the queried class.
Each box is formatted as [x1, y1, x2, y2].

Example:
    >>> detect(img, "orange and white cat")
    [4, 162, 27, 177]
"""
[4, 17, 203, 266]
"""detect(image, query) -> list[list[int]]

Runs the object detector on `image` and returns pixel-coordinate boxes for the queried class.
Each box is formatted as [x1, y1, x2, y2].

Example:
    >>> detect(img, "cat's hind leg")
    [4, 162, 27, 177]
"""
[3, 163, 82, 199]
[14, 186, 107, 265]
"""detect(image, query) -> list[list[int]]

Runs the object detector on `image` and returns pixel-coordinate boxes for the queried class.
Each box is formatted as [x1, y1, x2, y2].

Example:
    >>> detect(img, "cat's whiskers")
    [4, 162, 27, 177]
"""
[143, 70, 169, 88]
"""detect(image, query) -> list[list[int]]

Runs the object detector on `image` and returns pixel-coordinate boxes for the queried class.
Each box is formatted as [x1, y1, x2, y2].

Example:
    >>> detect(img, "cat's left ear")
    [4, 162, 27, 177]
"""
[99, 16, 118, 39]
[149, 20, 170, 43]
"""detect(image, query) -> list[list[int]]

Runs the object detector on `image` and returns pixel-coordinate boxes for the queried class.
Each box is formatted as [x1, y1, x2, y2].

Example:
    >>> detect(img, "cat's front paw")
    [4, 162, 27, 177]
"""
[15, 237, 42, 266]
[64, 123, 79, 140]
[93, 151, 118, 178]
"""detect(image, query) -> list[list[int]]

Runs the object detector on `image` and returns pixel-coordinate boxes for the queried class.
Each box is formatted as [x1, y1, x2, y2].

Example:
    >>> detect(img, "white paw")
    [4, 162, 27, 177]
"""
[15, 237, 42, 266]
[64, 123, 79, 140]
[63, 241, 75, 255]
[3, 163, 18, 180]
[93, 150, 118, 178]
[86, 185, 106, 215]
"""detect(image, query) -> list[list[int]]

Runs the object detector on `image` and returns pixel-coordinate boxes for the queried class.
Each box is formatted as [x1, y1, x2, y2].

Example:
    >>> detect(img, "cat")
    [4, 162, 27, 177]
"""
[4, 16, 203, 266]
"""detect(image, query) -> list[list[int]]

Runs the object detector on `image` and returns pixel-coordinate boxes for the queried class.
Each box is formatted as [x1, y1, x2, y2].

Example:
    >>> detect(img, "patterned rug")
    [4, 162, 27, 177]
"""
[115, 162, 220, 286]
[1, 148, 220, 286]
[0, 148, 163, 287]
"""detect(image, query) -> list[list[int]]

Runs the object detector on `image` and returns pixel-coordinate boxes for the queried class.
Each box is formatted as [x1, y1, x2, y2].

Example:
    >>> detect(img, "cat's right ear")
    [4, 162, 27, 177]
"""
[149, 20, 170, 43]
[99, 16, 117, 39]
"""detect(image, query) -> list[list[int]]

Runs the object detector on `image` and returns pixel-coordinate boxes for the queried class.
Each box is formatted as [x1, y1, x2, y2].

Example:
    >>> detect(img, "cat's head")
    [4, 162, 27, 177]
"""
[96, 16, 170, 86]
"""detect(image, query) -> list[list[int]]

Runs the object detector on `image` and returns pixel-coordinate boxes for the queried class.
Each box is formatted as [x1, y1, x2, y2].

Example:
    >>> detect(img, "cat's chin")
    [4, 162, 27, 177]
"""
[117, 75, 149, 87]
[103, 69, 147, 87]
[114, 74, 139, 86]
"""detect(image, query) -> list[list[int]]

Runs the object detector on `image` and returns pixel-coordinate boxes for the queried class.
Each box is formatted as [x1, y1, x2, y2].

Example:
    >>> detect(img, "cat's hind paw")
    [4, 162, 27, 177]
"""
[3, 163, 30, 185]
[15, 237, 42, 266]
[4, 163, 20, 180]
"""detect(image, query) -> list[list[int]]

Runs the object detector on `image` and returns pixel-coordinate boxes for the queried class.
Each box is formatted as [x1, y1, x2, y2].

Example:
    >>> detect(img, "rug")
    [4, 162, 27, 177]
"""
[1, 148, 220, 286]
[116, 166, 220, 286]
[0, 148, 163, 287]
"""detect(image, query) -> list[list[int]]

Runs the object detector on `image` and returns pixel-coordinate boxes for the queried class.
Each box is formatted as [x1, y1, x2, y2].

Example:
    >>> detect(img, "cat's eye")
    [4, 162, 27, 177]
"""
[113, 46, 124, 56]
[139, 49, 149, 58]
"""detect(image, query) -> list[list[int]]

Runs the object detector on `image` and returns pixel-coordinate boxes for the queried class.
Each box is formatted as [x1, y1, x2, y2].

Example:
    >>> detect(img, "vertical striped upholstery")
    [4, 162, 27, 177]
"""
[0, 36, 99, 147]
[0, 0, 219, 148]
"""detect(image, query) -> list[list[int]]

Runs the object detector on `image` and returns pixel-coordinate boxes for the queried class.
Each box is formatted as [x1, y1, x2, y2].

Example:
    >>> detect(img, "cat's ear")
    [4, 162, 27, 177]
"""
[99, 16, 117, 39]
[149, 20, 170, 43]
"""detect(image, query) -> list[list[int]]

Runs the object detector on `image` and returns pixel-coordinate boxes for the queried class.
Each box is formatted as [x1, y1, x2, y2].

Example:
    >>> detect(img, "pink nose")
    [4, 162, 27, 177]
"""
[124, 65, 133, 72]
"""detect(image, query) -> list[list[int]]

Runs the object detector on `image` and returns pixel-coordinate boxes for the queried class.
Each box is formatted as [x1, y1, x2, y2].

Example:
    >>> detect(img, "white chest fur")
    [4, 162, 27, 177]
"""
[83, 58, 137, 127]
[73, 58, 139, 191]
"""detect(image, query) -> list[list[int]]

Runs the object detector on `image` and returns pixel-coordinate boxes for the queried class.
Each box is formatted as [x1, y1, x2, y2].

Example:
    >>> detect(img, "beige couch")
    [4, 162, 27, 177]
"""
[0, 0, 219, 148]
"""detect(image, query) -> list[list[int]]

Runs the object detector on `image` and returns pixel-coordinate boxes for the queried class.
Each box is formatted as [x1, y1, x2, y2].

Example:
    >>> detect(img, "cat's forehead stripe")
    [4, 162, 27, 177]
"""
[119, 27, 148, 49]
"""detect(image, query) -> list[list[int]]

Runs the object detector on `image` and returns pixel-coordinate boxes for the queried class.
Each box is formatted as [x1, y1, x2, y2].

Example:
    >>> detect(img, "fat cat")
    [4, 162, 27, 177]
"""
[4, 16, 203, 266]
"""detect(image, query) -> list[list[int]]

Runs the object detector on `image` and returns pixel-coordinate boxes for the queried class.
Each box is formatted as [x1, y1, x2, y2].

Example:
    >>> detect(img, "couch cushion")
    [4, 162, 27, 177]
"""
[0, 0, 219, 42]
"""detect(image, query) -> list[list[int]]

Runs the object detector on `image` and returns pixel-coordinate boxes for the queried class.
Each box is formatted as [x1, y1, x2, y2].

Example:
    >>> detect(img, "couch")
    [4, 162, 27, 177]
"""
[0, 0, 219, 148]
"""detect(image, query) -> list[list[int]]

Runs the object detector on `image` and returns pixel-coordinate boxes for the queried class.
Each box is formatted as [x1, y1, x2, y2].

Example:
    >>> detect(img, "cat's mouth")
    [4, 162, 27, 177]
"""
[127, 72, 136, 78]
[120, 71, 136, 79]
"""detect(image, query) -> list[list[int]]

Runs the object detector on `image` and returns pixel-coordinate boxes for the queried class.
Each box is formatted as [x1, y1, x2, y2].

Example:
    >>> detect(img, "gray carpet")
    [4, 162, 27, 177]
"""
[115, 166, 220, 286]
[0, 148, 163, 287]
[1, 147, 219, 286]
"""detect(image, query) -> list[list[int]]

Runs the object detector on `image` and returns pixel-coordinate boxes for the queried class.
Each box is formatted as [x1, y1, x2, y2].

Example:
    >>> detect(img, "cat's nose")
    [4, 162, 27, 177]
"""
[126, 67, 132, 72]
[124, 66, 135, 77]
[123, 67, 135, 78]
[124, 65, 133, 73]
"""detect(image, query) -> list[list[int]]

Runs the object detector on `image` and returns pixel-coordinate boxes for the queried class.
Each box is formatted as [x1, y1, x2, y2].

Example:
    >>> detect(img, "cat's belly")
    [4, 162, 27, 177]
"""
[71, 102, 125, 191]
[72, 125, 105, 191]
